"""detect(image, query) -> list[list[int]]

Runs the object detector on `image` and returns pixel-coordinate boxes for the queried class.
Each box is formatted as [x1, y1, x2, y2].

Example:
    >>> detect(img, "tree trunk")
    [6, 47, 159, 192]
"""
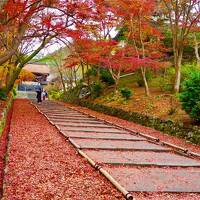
[173, 50, 183, 93]
[115, 70, 121, 89]
[141, 67, 150, 96]
[70, 68, 73, 88]
[73, 67, 77, 86]
[97, 66, 100, 81]
[58, 68, 66, 94]
[5, 65, 23, 95]
[193, 33, 200, 67]
[109, 68, 120, 90]
[3, 35, 55, 96]
[86, 64, 90, 86]
[0, 66, 6, 88]
[81, 63, 85, 81]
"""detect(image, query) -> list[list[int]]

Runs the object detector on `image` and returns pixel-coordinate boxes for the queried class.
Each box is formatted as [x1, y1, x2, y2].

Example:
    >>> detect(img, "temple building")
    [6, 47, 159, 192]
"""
[24, 62, 50, 85]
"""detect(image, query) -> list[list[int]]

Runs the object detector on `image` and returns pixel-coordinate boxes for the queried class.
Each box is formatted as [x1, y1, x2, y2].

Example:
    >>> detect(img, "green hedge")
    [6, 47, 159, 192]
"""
[73, 100, 200, 145]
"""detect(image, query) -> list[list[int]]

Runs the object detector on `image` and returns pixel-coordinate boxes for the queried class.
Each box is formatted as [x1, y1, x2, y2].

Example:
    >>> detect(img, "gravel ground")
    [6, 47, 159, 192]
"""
[2, 99, 124, 200]
[61, 102, 200, 154]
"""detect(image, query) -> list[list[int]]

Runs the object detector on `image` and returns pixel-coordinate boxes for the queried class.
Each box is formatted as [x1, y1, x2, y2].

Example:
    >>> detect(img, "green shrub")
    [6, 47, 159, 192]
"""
[151, 76, 173, 92]
[12, 87, 17, 97]
[0, 88, 7, 100]
[119, 87, 132, 99]
[179, 71, 200, 122]
[62, 86, 81, 102]
[48, 88, 62, 100]
[135, 69, 152, 87]
[100, 68, 115, 85]
[104, 90, 125, 103]
[90, 81, 102, 99]
[148, 66, 174, 92]
[180, 63, 199, 85]
[86, 67, 97, 76]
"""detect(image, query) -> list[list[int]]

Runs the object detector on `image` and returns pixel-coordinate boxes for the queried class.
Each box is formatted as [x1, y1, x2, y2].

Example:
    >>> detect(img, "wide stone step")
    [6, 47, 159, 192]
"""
[70, 138, 169, 151]
[62, 131, 145, 141]
[105, 166, 200, 192]
[54, 122, 114, 128]
[84, 150, 200, 167]
[59, 127, 128, 133]
[50, 119, 104, 124]
[48, 116, 98, 121]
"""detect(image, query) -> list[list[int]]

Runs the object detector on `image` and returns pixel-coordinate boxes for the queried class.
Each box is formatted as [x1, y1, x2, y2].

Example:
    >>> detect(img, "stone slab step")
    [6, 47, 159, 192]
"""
[71, 138, 169, 151]
[84, 150, 200, 167]
[105, 166, 200, 192]
[62, 131, 145, 141]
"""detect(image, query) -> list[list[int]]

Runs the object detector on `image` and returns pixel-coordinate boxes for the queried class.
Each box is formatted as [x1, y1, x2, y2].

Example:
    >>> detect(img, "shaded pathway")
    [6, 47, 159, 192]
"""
[2, 100, 123, 200]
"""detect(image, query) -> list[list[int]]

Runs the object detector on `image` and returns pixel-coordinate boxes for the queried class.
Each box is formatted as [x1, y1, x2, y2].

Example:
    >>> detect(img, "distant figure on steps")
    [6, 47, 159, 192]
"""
[42, 90, 46, 101]
[36, 88, 42, 104]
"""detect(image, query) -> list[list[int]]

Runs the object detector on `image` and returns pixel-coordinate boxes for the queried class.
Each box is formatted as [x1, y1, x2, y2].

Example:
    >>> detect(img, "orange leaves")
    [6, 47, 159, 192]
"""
[17, 69, 35, 83]
[65, 55, 81, 68]
[108, 0, 156, 18]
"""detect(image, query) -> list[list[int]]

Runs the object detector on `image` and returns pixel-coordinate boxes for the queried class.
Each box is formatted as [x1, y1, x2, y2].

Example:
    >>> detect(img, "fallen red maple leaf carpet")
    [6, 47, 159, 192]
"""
[0, 105, 12, 198]
[2, 99, 123, 200]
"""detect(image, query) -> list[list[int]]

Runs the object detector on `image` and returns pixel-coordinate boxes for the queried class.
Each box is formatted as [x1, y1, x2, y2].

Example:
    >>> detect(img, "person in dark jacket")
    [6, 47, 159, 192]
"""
[36, 88, 42, 103]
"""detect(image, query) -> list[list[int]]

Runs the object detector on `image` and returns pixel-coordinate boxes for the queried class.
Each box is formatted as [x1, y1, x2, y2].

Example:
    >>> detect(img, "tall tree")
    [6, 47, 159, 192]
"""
[0, 0, 93, 96]
[161, 0, 200, 92]
[107, 0, 166, 96]
[193, 32, 200, 66]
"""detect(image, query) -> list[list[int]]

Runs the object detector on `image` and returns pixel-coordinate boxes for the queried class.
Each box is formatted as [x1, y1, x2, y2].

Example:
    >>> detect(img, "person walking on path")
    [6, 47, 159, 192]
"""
[45, 90, 48, 100]
[42, 90, 46, 101]
[36, 88, 42, 103]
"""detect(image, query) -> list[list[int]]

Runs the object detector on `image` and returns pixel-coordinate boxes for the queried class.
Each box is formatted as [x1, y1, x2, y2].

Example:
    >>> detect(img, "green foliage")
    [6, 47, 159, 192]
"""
[119, 87, 132, 99]
[118, 74, 135, 89]
[181, 63, 199, 84]
[0, 88, 7, 100]
[151, 76, 173, 92]
[135, 69, 152, 87]
[90, 81, 102, 99]
[104, 90, 125, 103]
[180, 71, 200, 122]
[86, 67, 97, 76]
[150, 67, 174, 92]
[48, 88, 63, 100]
[114, 26, 128, 41]
[64, 86, 82, 102]
[100, 68, 115, 85]
[163, 28, 173, 48]
[12, 87, 17, 97]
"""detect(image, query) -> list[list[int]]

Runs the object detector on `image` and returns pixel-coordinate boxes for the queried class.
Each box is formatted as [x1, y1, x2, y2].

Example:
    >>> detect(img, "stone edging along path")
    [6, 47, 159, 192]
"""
[34, 100, 200, 200]
[75, 100, 200, 145]
[60, 100, 200, 155]
[3, 99, 123, 200]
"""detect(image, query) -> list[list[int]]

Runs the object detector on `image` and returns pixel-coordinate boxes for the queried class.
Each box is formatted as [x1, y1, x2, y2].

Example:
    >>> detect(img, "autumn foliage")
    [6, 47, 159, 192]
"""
[0, 0, 199, 97]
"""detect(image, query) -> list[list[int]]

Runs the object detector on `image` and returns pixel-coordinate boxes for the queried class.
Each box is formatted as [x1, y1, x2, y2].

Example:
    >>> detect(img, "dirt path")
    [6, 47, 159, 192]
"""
[2, 99, 123, 200]
[35, 100, 200, 200]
